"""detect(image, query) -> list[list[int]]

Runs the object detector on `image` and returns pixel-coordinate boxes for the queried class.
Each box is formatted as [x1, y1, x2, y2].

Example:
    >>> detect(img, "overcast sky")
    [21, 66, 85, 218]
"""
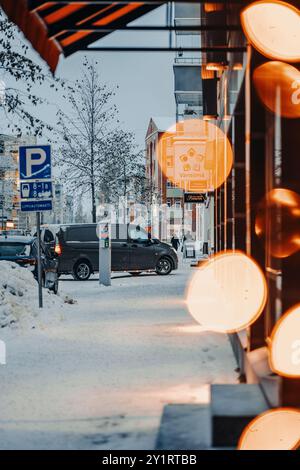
[1, 5, 177, 218]
[1, 5, 176, 149]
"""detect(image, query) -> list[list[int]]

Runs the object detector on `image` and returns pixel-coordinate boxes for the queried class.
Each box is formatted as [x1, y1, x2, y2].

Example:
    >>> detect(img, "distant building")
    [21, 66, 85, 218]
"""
[145, 118, 182, 240]
[145, 117, 180, 206]
[173, 3, 202, 121]
[172, 3, 215, 253]
[0, 134, 36, 231]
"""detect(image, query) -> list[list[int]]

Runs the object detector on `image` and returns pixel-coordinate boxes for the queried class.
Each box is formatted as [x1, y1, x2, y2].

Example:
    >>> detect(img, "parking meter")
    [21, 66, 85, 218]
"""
[99, 221, 111, 286]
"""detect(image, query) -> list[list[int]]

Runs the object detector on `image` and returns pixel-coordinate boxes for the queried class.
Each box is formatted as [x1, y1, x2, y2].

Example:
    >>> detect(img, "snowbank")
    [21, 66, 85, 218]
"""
[0, 261, 66, 329]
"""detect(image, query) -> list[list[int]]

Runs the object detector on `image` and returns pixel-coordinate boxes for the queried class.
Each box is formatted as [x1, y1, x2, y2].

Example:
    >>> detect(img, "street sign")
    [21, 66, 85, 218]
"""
[184, 193, 206, 203]
[20, 181, 53, 199]
[18, 145, 53, 309]
[19, 145, 51, 180]
[20, 200, 52, 212]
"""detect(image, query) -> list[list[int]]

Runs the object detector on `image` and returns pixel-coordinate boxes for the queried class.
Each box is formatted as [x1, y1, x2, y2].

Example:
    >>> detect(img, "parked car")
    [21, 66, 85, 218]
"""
[39, 223, 178, 280]
[0, 235, 59, 293]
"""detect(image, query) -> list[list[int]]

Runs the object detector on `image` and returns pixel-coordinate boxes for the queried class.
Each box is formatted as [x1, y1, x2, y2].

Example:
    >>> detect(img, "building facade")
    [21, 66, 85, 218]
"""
[199, 0, 300, 428]
[0, 133, 36, 231]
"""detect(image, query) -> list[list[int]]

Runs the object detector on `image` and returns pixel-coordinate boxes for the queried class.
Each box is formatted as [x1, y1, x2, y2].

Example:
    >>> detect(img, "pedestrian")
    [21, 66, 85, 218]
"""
[181, 234, 187, 254]
[171, 234, 180, 251]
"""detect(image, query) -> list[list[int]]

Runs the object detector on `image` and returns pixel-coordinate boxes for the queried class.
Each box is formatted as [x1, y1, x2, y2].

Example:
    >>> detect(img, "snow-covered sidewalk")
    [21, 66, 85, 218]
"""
[0, 265, 237, 449]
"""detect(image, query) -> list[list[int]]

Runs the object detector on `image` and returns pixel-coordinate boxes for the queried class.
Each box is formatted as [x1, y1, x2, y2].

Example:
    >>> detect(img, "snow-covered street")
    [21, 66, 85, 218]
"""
[0, 264, 237, 450]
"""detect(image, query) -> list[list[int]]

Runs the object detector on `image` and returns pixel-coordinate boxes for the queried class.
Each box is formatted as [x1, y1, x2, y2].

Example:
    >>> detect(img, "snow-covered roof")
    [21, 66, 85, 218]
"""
[151, 117, 175, 132]
[146, 117, 175, 138]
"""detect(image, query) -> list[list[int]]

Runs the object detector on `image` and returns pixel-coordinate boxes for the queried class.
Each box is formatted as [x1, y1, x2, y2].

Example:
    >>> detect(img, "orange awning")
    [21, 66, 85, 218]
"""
[0, 0, 162, 72]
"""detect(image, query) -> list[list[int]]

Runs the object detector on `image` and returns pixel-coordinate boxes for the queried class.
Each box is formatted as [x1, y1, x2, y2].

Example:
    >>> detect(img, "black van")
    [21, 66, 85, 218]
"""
[42, 223, 178, 280]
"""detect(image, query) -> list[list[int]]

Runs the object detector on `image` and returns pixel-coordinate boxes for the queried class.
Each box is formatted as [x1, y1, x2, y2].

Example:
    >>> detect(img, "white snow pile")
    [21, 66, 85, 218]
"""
[0, 261, 66, 329]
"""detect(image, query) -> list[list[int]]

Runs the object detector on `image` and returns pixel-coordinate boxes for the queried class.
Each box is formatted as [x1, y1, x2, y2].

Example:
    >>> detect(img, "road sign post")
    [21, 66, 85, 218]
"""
[19, 145, 53, 308]
[36, 212, 43, 308]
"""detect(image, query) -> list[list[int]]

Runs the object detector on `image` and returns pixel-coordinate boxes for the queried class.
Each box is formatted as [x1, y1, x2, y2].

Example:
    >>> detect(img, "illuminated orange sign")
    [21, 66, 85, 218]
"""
[158, 119, 233, 193]
[238, 408, 300, 450]
[241, 1, 300, 62]
[253, 61, 300, 118]
[186, 251, 267, 333]
[269, 304, 300, 377]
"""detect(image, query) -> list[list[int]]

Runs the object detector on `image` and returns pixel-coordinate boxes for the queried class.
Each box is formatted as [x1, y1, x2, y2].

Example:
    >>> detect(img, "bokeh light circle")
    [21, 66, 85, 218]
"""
[186, 251, 267, 333]
[241, 1, 300, 62]
[270, 304, 300, 378]
[158, 119, 233, 193]
[255, 188, 300, 258]
[253, 61, 300, 119]
[238, 408, 300, 450]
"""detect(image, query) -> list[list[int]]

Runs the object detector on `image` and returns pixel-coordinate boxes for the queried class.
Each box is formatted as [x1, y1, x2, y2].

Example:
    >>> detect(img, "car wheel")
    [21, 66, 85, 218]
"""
[156, 257, 172, 275]
[73, 261, 91, 280]
[129, 272, 141, 276]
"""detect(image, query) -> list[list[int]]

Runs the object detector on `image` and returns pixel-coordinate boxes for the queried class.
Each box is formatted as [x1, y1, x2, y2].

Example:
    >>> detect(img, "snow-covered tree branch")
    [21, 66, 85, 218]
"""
[0, 8, 66, 136]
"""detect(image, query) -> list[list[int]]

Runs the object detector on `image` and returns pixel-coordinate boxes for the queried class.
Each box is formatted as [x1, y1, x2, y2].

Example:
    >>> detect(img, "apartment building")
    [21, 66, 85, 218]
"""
[0, 133, 36, 231]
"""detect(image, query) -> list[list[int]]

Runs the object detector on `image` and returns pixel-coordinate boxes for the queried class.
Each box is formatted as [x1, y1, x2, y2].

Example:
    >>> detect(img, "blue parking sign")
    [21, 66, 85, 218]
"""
[20, 200, 53, 212]
[19, 145, 51, 180]
[20, 181, 53, 200]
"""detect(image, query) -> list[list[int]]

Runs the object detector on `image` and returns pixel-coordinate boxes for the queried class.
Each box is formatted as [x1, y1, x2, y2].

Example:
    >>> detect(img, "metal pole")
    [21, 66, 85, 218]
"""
[1, 175, 4, 231]
[36, 211, 43, 308]
[245, 44, 251, 352]
[245, 43, 252, 257]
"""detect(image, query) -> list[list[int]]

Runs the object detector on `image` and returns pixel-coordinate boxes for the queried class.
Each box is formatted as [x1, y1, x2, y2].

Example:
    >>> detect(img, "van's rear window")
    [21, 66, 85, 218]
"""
[66, 227, 98, 242]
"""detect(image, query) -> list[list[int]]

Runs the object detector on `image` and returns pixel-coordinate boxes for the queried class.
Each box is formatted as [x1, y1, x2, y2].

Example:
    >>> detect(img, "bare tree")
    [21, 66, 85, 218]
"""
[102, 130, 146, 204]
[55, 59, 118, 223]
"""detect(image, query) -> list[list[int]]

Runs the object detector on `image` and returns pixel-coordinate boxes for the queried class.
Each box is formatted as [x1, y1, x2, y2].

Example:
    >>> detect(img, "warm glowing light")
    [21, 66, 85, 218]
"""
[204, 3, 224, 13]
[271, 188, 299, 207]
[253, 61, 300, 119]
[233, 63, 243, 71]
[203, 115, 216, 121]
[255, 188, 300, 258]
[158, 119, 233, 193]
[241, 1, 300, 62]
[269, 304, 300, 377]
[186, 251, 267, 333]
[201, 66, 215, 80]
[238, 408, 300, 450]
[292, 237, 300, 246]
[206, 63, 227, 71]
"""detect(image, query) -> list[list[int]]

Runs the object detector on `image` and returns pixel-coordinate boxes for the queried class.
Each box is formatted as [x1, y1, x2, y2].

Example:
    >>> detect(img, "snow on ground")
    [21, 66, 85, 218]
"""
[0, 261, 238, 450]
[0, 261, 66, 329]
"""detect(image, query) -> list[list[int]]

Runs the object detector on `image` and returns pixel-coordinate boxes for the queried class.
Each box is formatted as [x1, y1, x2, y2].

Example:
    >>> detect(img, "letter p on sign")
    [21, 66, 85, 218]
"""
[26, 148, 46, 178]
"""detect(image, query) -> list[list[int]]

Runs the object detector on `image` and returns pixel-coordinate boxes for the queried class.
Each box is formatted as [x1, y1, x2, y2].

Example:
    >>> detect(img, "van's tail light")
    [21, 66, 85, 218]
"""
[54, 242, 62, 256]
